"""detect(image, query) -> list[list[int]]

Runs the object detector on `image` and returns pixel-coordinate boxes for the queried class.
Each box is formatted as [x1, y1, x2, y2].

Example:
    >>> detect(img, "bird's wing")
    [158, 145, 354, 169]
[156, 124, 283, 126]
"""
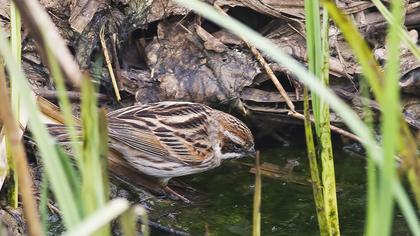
[107, 102, 214, 165]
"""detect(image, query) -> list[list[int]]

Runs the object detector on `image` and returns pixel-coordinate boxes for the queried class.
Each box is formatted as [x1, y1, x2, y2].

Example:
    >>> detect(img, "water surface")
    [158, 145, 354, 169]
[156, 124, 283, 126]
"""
[151, 146, 410, 235]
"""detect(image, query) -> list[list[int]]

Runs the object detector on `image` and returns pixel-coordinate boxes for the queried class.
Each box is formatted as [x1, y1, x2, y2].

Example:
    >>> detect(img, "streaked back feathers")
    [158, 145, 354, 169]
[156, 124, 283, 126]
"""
[48, 101, 255, 178]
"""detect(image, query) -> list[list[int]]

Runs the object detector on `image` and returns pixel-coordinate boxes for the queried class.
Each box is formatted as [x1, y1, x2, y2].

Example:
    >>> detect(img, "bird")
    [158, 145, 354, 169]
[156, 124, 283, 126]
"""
[48, 101, 256, 202]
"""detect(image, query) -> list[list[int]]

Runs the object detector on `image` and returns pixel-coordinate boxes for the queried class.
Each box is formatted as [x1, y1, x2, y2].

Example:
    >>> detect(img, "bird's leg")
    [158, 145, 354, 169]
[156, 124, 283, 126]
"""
[164, 186, 191, 204]
[158, 178, 191, 203]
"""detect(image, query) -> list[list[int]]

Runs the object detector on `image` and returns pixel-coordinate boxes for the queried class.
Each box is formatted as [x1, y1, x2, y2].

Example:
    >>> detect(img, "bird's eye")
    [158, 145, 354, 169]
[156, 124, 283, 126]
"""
[233, 143, 242, 150]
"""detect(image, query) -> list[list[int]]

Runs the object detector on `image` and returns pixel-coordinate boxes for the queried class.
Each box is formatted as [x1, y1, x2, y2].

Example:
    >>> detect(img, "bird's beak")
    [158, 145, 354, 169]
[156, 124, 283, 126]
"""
[247, 147, 257, 158]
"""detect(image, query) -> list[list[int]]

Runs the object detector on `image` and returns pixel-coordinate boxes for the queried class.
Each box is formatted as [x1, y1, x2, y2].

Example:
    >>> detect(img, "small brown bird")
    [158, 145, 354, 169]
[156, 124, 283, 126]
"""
[49, 101, 255, 201]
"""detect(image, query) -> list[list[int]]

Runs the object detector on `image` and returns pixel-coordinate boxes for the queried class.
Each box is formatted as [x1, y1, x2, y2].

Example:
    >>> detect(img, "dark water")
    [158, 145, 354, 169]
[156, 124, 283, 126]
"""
[151, 146, 411, 235]
[44, 145, 412, 235]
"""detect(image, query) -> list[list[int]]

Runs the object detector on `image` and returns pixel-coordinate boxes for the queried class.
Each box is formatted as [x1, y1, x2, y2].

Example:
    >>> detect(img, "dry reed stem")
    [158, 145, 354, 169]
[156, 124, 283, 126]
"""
[0, 66, 43, 236]
[37, 96, 79, 125]
[111, 33, 122, 87]
[252, 151, 261, 236]
[100, 26, 121, 101]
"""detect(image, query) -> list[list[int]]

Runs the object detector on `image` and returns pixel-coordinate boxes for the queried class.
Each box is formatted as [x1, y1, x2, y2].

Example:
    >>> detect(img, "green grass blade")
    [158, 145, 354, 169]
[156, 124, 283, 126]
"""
[172, 0, 378, 160]
[63, 198, 130, 236]
[393, 182, 420, 235]
[81, 75, 101, 212]
[55, 145, 83, 210]
[173, 0, 420, 233]
[400, 122, 420, 208]
[81, 76, 107, 211]
[371, 0, 420, 61]
[98, 109, 110, 201]
[304, 1, 339, 234]
[137, 206, 149, 236]
[303, 86, 328, 235]
[321, 0, 383, 101]
[39, 171, 49, 232]
[0, 27, 82, 228]
[319, 1, 419, 234]
[378, 0, 404, 234]
[6, 1, 22, 208]
[304, 0, 322, 134]
[80, 75, 109, 235]
[4, 139, 17, 207]
[360, 80, 378, 235]
[319, 8, 340, 235]
[119, 205, 149, 236]
[45, 46, 83, 172]
[119, 208, 138, 236]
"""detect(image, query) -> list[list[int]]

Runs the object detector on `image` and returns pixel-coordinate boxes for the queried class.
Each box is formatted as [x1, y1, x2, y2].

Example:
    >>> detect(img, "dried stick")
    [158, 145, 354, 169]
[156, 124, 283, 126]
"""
[214, 4, 362, 143]
[100, 26, 121, 101]
[289, 110, 361, 142]
[111, 33, 122, 88]
[34, 89, 109, 102]
[214, 4, 296, 112]
[0, 66, 43, 236]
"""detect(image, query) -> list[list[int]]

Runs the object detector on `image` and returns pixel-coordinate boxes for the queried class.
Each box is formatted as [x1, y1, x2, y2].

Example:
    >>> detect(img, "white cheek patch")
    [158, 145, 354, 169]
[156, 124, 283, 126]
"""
[223, 130, 244, 146]
[220, 152, 243, 160]
[214, 144, 242, 160]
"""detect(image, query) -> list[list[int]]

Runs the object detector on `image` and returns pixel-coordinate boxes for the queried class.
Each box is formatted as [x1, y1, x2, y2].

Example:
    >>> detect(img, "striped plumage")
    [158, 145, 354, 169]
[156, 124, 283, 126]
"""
[49, 101, 255, 187]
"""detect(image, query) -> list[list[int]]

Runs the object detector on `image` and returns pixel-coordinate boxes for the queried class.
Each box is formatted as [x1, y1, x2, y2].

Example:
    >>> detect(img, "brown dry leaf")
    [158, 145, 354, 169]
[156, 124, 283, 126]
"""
[39, 0, 71, 12]
[141, 0, 189, 24]
[215, 0, 305, 19]
[213, 30, 243, 46]
[69, 0, 109, 33]
[195, 24, 227, 53]
[138, 21, 259, 104]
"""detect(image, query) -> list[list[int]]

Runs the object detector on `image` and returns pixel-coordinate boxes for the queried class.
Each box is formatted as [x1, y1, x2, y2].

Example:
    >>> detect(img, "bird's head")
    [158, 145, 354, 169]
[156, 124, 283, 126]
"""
[213, 111, 256, 160]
